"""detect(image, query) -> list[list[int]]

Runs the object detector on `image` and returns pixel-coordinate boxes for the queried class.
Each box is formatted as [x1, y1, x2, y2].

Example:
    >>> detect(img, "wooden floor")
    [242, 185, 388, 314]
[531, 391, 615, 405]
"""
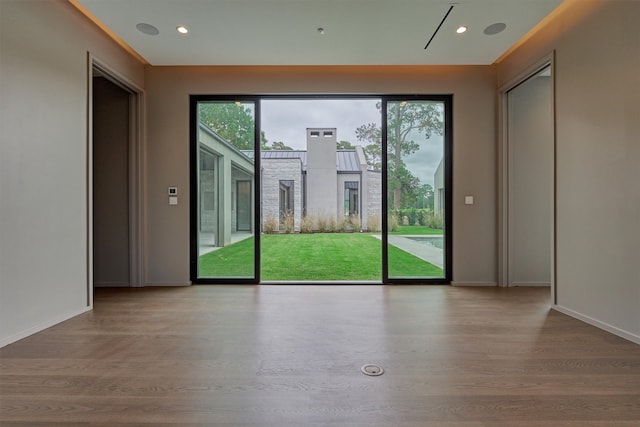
[1, 286, 640, 426]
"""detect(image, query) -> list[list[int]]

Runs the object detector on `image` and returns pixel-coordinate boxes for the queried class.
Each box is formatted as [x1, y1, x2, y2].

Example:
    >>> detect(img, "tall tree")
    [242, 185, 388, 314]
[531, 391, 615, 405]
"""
[416, 183, 434, 209]
[269, 141, 293, 150]
[356, 101, 443, 209]
[199, 103, 255, 150]
[336, 140, 355, 149]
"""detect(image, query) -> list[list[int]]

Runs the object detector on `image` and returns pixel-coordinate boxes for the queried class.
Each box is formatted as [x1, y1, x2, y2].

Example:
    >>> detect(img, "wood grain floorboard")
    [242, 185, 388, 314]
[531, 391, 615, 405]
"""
[1, 285, 640, 425]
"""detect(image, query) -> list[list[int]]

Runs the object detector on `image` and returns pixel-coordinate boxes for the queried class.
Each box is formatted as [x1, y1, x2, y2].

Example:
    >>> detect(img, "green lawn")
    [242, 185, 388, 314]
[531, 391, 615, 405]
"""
[199, 233, 443, 280]
[389, 225, 443, 235]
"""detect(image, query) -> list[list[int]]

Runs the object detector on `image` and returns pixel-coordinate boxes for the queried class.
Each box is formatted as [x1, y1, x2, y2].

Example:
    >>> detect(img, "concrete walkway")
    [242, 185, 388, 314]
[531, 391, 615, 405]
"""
[372, 234, 444, 269]
[199, 232, 253, 256]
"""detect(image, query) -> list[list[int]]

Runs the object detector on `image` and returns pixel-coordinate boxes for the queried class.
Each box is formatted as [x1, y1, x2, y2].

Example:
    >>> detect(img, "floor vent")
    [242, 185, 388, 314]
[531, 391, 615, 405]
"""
[361, 364, 384, 376]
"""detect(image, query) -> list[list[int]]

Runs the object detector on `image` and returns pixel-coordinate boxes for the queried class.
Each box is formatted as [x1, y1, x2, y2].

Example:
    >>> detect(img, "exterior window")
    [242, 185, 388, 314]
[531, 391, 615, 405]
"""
[344, 181, 359, 216]
[279, 180, 294, 225]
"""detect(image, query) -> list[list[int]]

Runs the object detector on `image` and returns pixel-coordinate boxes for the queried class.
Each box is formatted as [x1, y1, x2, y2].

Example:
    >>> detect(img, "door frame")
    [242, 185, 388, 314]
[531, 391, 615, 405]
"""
[190, 94, 452, 284]
[87, 54, 145, 303]
[497, 52, 556, 302]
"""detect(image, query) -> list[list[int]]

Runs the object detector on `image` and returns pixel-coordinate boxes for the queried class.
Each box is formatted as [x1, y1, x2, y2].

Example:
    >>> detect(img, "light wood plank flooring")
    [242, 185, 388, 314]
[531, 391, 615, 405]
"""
[1, 286, 640, 426]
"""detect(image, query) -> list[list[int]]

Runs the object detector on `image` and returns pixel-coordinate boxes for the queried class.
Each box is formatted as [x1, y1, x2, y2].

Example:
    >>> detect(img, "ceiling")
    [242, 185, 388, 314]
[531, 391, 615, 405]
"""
[72, 0, 564, 66]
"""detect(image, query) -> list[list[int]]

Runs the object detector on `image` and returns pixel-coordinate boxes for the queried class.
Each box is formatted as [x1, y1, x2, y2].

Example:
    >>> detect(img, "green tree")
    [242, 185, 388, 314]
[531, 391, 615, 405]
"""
[337, 140, 355, 149]
[416, 183, 434, 209]
[269, 141, 293, 150]
[355, 123, 382, 169]
[356, 101, 443, 209]
[199, 103, 255, 150]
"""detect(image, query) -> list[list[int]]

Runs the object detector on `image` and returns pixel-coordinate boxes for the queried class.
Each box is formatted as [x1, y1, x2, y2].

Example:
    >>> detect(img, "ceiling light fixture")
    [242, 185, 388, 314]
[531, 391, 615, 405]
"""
[176, 25, 189, 34]
[456, 26, 467, 34]
[317, 27, 325, 35]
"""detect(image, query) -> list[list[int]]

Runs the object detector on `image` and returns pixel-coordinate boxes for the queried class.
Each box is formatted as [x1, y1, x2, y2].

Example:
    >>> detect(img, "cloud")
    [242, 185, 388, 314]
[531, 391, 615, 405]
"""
[261, 98, 380, 149]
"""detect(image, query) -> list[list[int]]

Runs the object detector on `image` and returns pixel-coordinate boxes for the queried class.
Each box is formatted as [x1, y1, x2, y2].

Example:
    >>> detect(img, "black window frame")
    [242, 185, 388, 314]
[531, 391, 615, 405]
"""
[190, 94, 452, 285]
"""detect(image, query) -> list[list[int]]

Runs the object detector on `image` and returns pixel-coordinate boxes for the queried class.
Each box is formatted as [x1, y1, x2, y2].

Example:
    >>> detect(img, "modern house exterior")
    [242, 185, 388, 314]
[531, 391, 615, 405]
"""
[253, 128, 381, 232]
[198, 124, 381, 247]
[198, 123, 254, 248]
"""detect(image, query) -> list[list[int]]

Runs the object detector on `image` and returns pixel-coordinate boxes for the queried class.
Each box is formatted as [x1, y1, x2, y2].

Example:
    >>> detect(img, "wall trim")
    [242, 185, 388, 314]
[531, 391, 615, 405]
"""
[553, 305, 640, 346]
[94, 282, 131, 287]
[451, 281, 497, 287]
[144, 282, 192, 287]
[0, 307, 92, 348]
[511, 282, 551, 287]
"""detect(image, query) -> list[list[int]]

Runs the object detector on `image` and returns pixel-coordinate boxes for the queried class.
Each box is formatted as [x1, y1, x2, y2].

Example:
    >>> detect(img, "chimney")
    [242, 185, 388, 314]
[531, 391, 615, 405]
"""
[305, 128, 338, 219]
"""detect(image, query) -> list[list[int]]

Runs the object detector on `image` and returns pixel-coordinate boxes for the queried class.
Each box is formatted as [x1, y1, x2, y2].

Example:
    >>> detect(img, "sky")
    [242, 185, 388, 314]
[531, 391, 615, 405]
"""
[259, 98, 443, 187]
[260, 98, 380, 149]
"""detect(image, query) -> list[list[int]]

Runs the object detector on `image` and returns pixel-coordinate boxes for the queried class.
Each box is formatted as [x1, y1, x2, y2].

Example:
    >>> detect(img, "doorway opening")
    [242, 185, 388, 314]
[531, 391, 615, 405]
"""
[190, 96, 452, 284]
[89, 58, 144, 299]
[499, 56, 555, 300]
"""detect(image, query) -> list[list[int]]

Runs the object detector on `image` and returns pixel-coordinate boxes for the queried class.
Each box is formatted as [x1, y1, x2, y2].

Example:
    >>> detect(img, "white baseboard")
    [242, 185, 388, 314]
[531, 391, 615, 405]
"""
[451, 281, 498, 287]
[511, 282, 551, 287]
[553, 304, 640, 345]
[0, 306, 92, 348]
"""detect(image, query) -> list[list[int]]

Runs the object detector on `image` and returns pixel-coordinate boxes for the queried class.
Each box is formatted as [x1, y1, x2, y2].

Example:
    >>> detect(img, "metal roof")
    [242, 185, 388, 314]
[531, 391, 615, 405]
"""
[243, 150, 362, 173]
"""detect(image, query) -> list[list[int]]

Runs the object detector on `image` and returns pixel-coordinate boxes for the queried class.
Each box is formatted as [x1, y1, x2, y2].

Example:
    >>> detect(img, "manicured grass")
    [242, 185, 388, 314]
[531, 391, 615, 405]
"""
[261, 233, 381, 280]
[389, 225, 443, 235]
[198, 237, 256, 278]
[199, 233, 444, 280]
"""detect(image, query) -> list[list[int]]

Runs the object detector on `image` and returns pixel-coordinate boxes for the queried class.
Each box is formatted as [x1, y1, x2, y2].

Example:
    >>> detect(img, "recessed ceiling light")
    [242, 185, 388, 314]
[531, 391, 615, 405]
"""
[484, 22, 507, 35]
[176, 25, 189, 34]
[456, 26, 467, 34]
[317, 27, 325, 35]
[136, 23, 159, 36]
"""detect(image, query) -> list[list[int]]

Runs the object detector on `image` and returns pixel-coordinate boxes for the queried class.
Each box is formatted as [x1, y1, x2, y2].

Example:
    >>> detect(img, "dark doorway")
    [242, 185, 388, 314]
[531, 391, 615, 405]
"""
[92, 75, 130, 287]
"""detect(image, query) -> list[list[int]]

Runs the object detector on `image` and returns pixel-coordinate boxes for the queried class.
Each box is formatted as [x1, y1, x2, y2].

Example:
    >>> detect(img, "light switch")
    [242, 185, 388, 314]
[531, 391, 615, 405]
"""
[169, 196, 178, 205]
[464, 196, 474, 205]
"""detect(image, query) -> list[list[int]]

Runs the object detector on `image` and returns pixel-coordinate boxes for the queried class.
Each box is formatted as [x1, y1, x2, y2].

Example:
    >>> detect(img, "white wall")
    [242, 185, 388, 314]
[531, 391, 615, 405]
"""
[0, 0, 144, 346]
[498, 0, 640, 341]
[144, 65, 497, 286]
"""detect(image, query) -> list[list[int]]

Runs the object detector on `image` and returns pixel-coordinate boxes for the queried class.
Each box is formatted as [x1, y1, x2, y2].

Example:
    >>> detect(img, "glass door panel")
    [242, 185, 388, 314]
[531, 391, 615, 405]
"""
[385, 99, 447, 280]
[194, 100, 256, 280]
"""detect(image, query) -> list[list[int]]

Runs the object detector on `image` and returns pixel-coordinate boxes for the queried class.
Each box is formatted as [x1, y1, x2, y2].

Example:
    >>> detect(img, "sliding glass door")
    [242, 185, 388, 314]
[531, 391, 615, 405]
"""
[191, 95, 451, 284]
[383, 98, 451, 282]
[191, 98, 259, 282]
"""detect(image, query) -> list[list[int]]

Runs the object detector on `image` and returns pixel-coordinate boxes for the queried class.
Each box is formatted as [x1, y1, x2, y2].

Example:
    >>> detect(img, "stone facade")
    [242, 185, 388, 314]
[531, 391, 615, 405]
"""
[366, 170, 382, 231]
[260, 158, 303, 231]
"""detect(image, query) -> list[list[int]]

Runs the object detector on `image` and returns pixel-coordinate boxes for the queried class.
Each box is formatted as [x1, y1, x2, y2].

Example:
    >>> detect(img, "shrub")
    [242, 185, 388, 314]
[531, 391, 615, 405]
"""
[367, 213, 380, 232]
[326, 215, 337, 233]
[300, 214, 315, 233]
[349, 214, 361, 232]
[316, 215, 328, 232]
[422, 210, 443, 229]
[263, 215, 278, 234]
[388, 213, 399, 232]
[282, 211, 294, 233]
[337, 216, 350, 232]
[402, 215, 410, 226]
